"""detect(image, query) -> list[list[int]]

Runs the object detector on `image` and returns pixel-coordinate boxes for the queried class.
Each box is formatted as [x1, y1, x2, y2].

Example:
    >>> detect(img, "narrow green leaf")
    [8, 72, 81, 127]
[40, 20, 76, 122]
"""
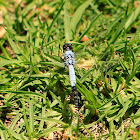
[29, 99, 34, 135]
[21, 1, 35, 17]
[9, 112, 22, 130]
[76, 78, 96, 108]
[80, 68, 93, 83]
[116, 100, 131, 119]
[0, 120, 6, 130]
[98, 93, 120, 110]
[85, 114, 105, 128]
[0, 130, 6, 140]
[71, 0, 92, 33]
[0, 78, 11, 84]
[0, 59, 22, 68]
[133, 108, 140, 125]
[125, 5, 140, 29]
[22, 101, 30, 136]
[47, 2, 65, 41]
[107, 100, 131, 122]
[7, 130, 22, 140]
[39, 93, 46, 131]
[20, 80, 42, 89]
[15, 1, 21, 18]
[23, 19, 32, 31]
[6, 34, 21, 60]
[106, 13, 124, 38]
[34, 117, 68, 127]
[119, 59, 129, 74]
[0, 42, 11, 59]
[109, 16, 127, 44]
[49, 2, 65, 31]
[44, 53, 61, 62]
[117, 94, 124, 106]
[39, 62, 64, 68]
[64, 1, 72, 41]
[0, 90, 46, 99]
[49, 91, 64, 109]
[90, 3, 101, 14]
[126, 50, 139, 84]
[129, 85, 140, 95]
[77, 13, 101, 42]
[37, 127, 63, 138]
[30, 73, 51, 78]
[15, 35, 26, 42]
[111, 78, 117, 92]
[0, 55, 9, 61]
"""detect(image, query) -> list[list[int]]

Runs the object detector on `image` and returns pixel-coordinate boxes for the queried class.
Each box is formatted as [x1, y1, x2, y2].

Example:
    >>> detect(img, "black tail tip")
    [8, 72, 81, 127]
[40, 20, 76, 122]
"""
[72, 86, 77, 92]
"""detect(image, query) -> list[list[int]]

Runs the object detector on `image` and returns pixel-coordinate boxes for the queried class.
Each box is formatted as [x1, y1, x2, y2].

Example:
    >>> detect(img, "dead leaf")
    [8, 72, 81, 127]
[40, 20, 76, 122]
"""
[48, 132, 53, 139]
[134, 1, 139, 7]
[129, 130, 137, 137]
[49, 7, 56, 13]
[0, 26, 6, 38]
[77, 58, 95, 69]
[80, 35, 89, 42]
[14, 0, 22, 4]
[0, 11, 4, 24]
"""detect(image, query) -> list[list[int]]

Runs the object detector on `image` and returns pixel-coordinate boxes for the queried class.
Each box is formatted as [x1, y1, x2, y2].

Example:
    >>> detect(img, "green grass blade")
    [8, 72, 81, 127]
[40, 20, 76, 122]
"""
[36, 127, 63, 138]
[21, 1, 36, 17]
[6, 34, 21, 60]
[34, 117, 68, 127]
[20, 80, 42, 90]
[39, 62, 64, 68]
[30, 73, 52, 78]
[9, 112, 22, 130]
[80, 68, 93, 83]
[49, 2, 65, 30]
[0, 59, 22, 68]
[90, 3, 101, 14]
[29, 99, 34, 136]
[22, 101, 30, 137]
[47, 2, 65, 41]
[125, 5, 140, 29]
[129, 85, 140, 95]
[1, 1, 140, 139]
[76, 78, 96, 108]
[44, 53, 61, 62]
[64, 0, 72, 41]
[49, 91, 64, 110]
[106, 13, 124, 38]
[71, 0, 92, 33]
[107, 100, 132, 122]
[119, 59, 129, 74]
[7, 130, 22, 140]
[0, 42, 11, 59]
[0, 90, 46, 99]
[108, 16, 127, 44]
[126, 49, 139, 84]
[39, 94, 46, 131]
[0, 130, 6, 140]
[97, 92, 120, 110]
[77, 13, 101, 42]
[0, 120, 6, 130]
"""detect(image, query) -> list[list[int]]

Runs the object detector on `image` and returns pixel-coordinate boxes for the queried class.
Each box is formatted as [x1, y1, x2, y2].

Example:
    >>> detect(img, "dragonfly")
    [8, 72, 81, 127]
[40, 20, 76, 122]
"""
[63, 43, 78, 109]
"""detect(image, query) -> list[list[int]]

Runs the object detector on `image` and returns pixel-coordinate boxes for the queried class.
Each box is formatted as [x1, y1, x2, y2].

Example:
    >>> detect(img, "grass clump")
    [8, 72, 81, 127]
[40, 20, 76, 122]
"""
[0, 0, 140, 139]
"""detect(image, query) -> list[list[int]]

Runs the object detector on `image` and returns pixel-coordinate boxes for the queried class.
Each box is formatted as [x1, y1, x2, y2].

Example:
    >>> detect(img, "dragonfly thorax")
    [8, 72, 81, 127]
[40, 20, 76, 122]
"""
[64, 50, 75, 66]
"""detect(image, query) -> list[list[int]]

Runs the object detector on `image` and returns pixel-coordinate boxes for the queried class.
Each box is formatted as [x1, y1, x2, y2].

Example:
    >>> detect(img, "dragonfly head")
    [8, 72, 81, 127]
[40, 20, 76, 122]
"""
[63, 43, 73, 52]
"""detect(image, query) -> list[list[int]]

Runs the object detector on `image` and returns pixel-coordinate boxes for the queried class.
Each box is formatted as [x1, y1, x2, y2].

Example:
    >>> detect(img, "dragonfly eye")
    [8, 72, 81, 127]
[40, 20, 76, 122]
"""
[63, 43, 73, 52]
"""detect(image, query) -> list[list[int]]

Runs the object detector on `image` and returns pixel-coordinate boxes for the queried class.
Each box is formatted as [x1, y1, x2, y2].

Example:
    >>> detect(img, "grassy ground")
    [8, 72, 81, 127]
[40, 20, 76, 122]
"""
[0, 0, 140, 139]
